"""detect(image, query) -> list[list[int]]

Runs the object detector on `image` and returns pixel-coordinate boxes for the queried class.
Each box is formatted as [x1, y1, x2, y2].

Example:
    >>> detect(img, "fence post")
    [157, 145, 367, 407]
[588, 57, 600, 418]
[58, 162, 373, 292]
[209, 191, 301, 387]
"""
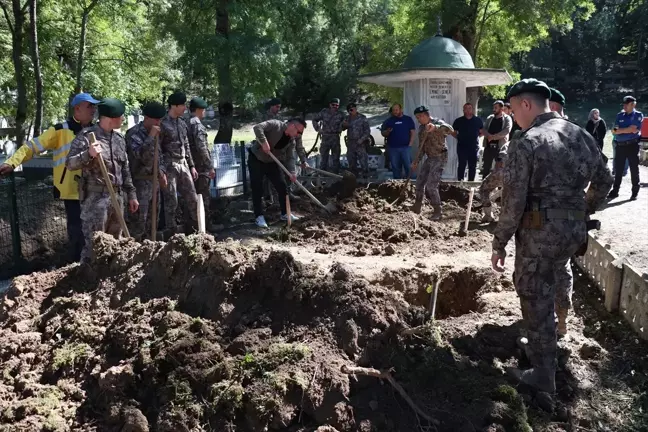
[239, 141, 248, 197]
[8, 172, 22, 264]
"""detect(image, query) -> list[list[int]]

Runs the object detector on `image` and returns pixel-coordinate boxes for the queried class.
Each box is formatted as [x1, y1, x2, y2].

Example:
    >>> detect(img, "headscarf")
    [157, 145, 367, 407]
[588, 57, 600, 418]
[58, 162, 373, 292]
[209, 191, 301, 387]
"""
[589, 108, 601, 138]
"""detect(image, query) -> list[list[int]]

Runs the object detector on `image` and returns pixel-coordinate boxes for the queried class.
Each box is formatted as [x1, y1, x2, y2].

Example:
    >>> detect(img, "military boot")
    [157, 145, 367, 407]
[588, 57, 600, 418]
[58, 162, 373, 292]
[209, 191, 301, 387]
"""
[412, 196, 423, 214]
[431, 205, 442, 221]
[482, 206, 495, 223]
[556, 306, 568, 338]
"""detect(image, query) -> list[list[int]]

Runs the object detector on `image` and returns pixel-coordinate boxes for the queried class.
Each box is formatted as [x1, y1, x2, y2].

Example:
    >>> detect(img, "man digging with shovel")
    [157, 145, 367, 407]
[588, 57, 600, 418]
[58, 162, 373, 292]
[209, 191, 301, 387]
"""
[66, 98, 139, 263]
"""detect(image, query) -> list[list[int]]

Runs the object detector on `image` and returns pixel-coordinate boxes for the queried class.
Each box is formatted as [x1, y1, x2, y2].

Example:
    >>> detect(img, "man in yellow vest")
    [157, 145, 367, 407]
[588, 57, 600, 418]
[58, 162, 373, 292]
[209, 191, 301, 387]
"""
[0, 93, 99, 261]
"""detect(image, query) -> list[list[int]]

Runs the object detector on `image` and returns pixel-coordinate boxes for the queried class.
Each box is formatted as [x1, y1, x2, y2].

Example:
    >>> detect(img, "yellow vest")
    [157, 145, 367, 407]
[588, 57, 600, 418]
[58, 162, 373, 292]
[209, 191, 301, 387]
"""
[5, 118, 86, 200]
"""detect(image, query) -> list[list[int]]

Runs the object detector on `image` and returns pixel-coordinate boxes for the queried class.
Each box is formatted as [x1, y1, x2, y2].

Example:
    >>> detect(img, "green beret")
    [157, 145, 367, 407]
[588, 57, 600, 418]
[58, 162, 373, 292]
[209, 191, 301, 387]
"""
[97, 98, 125, 118]
[268, 97, 281, 106]
[413, 105, 429, 115]
[167, 91, 187, 106]
[189, 97, 208, 110]
[330, 98, 340, 104]
[142, 101, 166, 119]
[549, 88, 565, 106]
[506, 78, 551, 100]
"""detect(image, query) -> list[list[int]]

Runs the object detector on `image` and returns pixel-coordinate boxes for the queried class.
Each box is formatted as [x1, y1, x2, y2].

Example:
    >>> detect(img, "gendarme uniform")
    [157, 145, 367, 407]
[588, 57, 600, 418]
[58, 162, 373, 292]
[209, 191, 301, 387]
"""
[312, 98, 345, 172]
[125, 101, 166, 241]
[65, 98, 137, 262]
[412, 106, 453, 219]
[493, 79, 612, 393]
[186, 97, 213, 227]
[344, 108, 371, 175]
[160, 92, 198, 232]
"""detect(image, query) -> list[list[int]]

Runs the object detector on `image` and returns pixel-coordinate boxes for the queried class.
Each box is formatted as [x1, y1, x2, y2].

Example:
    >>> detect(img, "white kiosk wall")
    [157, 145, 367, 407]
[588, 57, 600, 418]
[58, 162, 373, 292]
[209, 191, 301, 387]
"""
[404, 78, 466, 180]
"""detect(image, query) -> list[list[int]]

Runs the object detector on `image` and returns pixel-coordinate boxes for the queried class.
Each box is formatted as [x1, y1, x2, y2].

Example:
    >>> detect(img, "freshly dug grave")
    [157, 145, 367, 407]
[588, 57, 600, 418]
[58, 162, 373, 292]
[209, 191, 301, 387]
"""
[1, 234, 646, 432]
[285, 181, 491, 256]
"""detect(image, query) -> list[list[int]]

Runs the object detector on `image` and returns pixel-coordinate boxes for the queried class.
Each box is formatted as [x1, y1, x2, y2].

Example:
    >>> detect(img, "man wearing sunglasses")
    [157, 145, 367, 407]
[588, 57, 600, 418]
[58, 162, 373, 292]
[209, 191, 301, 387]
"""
[342, 103, 370, 177]
[313, 98, 345, 173]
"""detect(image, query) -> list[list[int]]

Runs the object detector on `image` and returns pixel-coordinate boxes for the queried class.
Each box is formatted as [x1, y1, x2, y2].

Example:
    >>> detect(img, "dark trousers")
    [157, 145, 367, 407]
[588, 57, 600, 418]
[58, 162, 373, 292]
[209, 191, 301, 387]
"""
[612, 141, 640, 195]
[248, 151, 287, 217]
[63, 199, 84, 262]
[458, 151, 478, 181]
[481, 144, 499, 178]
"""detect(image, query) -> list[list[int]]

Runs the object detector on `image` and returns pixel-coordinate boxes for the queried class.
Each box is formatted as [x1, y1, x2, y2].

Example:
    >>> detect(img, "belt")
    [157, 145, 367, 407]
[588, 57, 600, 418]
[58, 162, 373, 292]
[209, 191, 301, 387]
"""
[530, 209, 585, 221]
[169, 156, 186, 162]
[616, 138, 640, 146]
[86, 183, 121, 194]
[321, 132, 340, 136]
[134, 175, 153, 181]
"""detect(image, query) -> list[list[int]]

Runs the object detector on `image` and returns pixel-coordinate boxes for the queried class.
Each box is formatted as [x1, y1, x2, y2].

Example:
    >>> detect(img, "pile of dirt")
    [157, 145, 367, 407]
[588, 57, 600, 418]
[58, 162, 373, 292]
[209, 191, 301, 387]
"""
[287, 182, 490, 256]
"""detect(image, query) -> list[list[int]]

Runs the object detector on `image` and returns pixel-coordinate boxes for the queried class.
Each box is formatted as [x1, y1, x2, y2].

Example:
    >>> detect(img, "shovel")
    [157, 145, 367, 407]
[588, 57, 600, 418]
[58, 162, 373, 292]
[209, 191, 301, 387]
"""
[390, 178, 410, 206]
[266, 152, 336, 213]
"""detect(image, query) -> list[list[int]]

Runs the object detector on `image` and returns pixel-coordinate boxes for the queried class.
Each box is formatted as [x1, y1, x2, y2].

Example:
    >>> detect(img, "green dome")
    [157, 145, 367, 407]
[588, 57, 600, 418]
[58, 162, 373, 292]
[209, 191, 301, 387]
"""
[402, 36, 475, 69]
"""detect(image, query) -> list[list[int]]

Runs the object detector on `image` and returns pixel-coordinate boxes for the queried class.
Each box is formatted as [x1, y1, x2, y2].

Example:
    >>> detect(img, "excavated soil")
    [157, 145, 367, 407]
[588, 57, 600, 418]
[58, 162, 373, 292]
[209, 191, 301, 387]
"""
[1, 234, 646, 432]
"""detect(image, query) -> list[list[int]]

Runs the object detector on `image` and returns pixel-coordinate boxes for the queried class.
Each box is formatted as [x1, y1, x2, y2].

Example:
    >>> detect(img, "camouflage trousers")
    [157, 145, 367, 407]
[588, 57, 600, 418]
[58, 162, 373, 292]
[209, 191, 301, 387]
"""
[479, 167, 503, 207]
[555, 260, 573, 311]
[163, 161, 198, 232]
[513, 220, 586, 371]
[80, 190, 124, 263]
[346, 139, 368, 174]
[127, 179, 158, 241]
[320, 134, 341, 173]
[416, 155, 447, 206]
[194, 174, 211, 226]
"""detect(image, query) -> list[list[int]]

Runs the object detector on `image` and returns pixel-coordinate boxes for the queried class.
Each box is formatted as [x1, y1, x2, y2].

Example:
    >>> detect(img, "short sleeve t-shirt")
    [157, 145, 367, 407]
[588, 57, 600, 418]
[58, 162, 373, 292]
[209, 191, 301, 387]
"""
[381, 115, 416, 148]
[614, 110, 643, 142]
[452, 116, 484, 152]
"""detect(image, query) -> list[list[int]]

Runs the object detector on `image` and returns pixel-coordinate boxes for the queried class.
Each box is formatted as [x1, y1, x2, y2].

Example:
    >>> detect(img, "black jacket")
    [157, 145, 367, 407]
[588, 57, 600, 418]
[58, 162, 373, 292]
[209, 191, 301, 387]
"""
[586, 118, 607, 151]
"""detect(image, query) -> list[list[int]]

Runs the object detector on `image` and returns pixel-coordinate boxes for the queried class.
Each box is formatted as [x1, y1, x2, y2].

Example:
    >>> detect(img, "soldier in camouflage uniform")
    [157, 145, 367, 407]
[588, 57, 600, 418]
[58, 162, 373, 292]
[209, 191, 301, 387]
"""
[342, 103, 370, 177]
[411, 106, 453, 220]
[312, 98, 345, 173]
[263, 98, 281, 121]
[125, 102, 167, 241]
[492, 79, 612, 396]
[479, 140, 515, 223]
[66, 98, 139, 263]
[186, 97, 216, 230]
[160, 92, 199, 233]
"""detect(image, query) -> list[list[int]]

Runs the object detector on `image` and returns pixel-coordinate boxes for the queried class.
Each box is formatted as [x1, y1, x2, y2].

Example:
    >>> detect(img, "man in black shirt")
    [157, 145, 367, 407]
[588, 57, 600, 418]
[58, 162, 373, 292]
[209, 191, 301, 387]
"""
[481, 100, 512, 178]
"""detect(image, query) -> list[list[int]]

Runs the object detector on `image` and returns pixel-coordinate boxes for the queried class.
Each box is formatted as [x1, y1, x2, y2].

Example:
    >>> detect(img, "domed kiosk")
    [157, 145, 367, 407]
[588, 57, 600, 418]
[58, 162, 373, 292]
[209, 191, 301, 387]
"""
[359, 33, 512, 180]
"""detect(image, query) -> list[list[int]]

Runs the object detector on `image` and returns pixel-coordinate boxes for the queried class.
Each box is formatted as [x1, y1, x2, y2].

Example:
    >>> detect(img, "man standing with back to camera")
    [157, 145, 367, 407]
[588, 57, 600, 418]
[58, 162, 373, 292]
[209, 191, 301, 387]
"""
[491, 79, 612, 399]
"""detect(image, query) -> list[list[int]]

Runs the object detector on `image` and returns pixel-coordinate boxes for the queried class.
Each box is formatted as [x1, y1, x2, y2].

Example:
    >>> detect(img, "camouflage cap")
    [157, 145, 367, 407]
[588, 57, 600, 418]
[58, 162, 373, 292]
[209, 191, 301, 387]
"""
[549, 88, 566, 106]
[189, 97, 209, 110]
[167, 91, 187, 106]
[506, 78, 551, 100]
[141, 101, 166, 119]
[97, 98, 125, 118]
[413, 105, 429, 115]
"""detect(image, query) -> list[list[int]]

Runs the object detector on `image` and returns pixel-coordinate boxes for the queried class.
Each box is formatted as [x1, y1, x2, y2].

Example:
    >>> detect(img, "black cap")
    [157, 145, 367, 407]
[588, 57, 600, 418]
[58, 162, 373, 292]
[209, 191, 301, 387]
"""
[330, 98, 340, 104]
[493, 100, 504, 107]
[623, 95, 636, 104]
[506, 78, 551, 100]
[268, 97, 281, 106]
[346, 103, 357, 111]
[167, 91, 187, 106]
[142, 101, 166, 119]
[413, 105, 429, 115]
[549, 88, 566, 106]
[189, 97, 208, 110]
[97, 98, 126, 118]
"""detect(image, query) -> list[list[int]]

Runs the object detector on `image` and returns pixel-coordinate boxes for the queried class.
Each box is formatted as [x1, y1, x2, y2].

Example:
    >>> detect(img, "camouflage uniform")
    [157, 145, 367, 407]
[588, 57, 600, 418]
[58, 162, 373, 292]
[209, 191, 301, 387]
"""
[66, 125, 137, 262]
[493, 112, 612, 386]
[414, 120, 453, 206]
[186, 115, 213, 225]
[479, 142, 510, 207]
[160, 114, 198, 232]
[345, 114, 370, 174]
[313, 108, 345, 172]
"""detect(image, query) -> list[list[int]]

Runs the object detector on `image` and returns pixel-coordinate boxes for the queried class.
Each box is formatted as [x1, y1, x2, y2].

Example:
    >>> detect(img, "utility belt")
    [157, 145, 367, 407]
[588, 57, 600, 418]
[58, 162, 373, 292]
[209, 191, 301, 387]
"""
[134, 175, 153, 181]
[521, 205, 586, 229]
[615, 137, 640, 146]
[85, 183, 122, 194]
[321, 132, 340, 136]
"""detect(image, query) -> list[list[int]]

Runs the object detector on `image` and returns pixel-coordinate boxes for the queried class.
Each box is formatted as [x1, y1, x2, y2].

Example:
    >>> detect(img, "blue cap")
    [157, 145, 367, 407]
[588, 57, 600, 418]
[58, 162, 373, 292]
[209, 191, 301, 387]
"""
[71, 93, 100, 107]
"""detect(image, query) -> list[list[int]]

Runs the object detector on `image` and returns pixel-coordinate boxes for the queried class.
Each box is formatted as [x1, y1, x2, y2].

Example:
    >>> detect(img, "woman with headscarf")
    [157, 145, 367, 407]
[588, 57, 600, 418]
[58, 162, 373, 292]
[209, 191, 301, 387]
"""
[586, 108, 607, 152]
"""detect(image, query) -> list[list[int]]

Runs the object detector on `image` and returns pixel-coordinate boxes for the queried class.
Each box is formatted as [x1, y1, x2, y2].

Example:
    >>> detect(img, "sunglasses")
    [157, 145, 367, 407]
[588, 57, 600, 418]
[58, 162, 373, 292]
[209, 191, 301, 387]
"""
[331, 104, 339, 107]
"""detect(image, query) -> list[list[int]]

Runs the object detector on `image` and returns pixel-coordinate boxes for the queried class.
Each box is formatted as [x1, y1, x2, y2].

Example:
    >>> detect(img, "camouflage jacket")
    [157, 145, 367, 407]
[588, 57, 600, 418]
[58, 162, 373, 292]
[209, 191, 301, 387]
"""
[492, 112, 613, 255]
[186, 116, 212, 175]
[416, 119, 454, 161]
[125, 123, 165, 179]
[160, 114, 194, 168]
[312, 108, 345, 135]
[345, 113, 371, 143]
[66, 124, 137, 201]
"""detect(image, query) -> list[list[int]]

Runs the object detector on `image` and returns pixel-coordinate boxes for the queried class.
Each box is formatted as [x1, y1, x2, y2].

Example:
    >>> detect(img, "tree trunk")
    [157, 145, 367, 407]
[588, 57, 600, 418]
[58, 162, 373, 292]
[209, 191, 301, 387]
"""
[215, 0, 232, 103]
[5, 0, 28, 146]
[29, 0, 43, 135]
[75, 0, 98, 94]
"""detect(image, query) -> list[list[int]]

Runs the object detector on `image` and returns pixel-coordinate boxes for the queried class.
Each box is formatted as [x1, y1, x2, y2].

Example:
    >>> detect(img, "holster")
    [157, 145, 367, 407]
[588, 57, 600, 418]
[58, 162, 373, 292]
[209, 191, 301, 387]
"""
[575, 218, 601, 257]
[521, 201, 543, 229]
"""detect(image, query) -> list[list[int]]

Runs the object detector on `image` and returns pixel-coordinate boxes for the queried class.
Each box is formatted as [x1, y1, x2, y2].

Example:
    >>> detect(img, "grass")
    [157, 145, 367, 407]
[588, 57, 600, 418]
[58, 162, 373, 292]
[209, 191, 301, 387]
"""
[51, 342, 92, 371]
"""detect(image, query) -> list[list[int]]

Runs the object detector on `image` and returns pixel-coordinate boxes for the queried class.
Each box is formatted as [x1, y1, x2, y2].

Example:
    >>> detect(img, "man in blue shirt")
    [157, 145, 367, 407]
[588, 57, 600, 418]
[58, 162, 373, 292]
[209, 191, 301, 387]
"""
[608, 95, 642, 200]
[451, 103, 484, 181]
[381, 103, 416, 179]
